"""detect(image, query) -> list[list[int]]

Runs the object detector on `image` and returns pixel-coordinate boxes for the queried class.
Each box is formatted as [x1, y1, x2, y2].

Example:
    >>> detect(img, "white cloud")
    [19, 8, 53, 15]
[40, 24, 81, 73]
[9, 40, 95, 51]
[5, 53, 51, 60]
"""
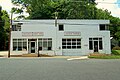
[96, 0, 120, 18]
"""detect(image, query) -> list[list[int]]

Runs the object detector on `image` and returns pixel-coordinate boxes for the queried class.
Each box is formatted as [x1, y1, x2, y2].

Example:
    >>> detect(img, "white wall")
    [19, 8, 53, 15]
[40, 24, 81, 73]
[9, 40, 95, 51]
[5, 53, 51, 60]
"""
[11, 20, 111, 55]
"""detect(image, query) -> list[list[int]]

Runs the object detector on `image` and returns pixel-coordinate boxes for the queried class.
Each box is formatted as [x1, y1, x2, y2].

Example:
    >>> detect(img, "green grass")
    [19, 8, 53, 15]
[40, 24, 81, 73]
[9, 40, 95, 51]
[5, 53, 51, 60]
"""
[89, 55, 120, 59]
[111, 50, 120, 55]
[89, 50, 120, 59]
[115, 50, 120, 54]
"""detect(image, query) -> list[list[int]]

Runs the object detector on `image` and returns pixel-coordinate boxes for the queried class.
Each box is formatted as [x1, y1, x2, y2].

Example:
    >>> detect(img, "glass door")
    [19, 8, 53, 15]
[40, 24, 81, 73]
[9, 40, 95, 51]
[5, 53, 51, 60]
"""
[31, 42, 35, 53]
[94, 41, 98, 52]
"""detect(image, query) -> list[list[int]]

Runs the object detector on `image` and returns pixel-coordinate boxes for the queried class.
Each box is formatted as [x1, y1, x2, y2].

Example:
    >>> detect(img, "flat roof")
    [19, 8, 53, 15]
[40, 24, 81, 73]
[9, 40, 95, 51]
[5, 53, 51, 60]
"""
[13, 19, 110, 25]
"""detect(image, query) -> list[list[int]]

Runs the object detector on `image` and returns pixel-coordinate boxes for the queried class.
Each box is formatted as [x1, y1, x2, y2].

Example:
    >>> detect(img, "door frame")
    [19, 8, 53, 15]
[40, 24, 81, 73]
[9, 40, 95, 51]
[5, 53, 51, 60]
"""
[28, 39, 37, 53]
[93, 41, 99, 52]
[30, 41, 36, 53]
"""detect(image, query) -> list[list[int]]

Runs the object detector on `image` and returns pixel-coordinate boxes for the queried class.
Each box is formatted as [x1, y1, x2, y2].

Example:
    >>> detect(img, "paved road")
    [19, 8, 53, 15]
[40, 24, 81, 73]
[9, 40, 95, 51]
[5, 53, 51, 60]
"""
[0, 58, 120, 80]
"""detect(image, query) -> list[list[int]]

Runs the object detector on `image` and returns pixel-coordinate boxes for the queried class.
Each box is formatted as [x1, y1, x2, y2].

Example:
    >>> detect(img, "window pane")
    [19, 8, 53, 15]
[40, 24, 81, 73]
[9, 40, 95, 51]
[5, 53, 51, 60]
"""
[99, 38, 102, 41]
[23, 42, 27, 50]
[13, 42, 17, 47]
[18, 42, 22, 51]
[38, 39, 42, 41]
[67, 39, 71, 41]
[77, 42, 80, 45]
[59, 24, 64, 31]
[67, 46, 71, 49]
[72, 46, 76, 49]
[62, 39, 66, 41]
[67, 43, 71, 45]
[89, 41, 93, 50]
[13, 42, 17, 51]
[72, 43, 76, 45]
[17, 26, 21, 31]
[93, 38, 98, 40]
[72, 39, 76, 41]
[100, 24, 106, 30]
[99, 41, 103, 49]
[62, 43, 66, 45]
[77, 39, 81, 41]
[77, 46, 81, 48]
[62, 46, 66, 49]
[13, 39, 17, 42]
[48, 38, 52, 41]
[48, 41, 52, 47]
[89, 38, 92, 40]
[43, 41, 47, 47]
[12, 25, 17, 31]
[38, 42, 42, 47]
[48, 47, 52, 50]
[18, 39, 22, 42]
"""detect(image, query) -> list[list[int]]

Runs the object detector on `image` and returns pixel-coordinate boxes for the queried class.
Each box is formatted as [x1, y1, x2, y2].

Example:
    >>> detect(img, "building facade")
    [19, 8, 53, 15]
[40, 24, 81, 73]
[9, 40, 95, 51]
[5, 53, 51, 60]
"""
[11, 20, 111, 56]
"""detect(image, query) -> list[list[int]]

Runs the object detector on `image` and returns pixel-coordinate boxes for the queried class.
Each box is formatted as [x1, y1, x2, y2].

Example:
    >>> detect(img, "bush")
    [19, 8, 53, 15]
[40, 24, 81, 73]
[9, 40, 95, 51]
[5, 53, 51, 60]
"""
[112, 46, 120, 50]
[111, 50, 120, 55]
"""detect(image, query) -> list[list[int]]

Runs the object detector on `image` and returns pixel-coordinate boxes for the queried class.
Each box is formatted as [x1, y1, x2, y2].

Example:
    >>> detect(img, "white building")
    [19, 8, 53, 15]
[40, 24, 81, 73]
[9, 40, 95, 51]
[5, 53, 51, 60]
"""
[11, 20, 111, 56]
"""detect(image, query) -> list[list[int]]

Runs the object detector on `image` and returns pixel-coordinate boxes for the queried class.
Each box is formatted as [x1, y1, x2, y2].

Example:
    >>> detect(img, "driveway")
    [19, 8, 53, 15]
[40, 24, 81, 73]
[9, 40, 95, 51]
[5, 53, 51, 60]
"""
[0, 58, 120, 80]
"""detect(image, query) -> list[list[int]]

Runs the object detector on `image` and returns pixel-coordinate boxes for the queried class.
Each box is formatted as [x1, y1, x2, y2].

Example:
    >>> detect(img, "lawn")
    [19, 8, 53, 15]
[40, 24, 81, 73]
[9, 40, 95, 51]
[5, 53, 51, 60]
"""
[88, 55, 120, 59]
[89, 50, 120, 59]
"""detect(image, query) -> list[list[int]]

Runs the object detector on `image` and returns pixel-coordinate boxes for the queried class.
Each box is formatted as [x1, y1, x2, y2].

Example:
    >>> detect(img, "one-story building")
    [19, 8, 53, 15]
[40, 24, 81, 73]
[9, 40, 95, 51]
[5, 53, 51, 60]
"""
[10, 19, 111, 56]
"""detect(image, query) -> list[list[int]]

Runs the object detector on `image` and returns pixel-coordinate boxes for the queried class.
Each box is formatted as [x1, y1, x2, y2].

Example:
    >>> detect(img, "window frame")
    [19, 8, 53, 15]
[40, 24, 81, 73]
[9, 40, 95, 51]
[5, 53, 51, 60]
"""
[38, 38, 52, 51]
[89, 38, 103, 50]
[99, 24, 109, 31]
[13, 39, 27, 51]
[62, 38, 81, 49]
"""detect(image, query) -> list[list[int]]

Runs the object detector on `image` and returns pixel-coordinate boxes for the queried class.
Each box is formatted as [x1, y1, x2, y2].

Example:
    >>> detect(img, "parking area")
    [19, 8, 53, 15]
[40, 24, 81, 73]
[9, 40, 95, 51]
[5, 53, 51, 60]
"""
[0, 58, 120, 80]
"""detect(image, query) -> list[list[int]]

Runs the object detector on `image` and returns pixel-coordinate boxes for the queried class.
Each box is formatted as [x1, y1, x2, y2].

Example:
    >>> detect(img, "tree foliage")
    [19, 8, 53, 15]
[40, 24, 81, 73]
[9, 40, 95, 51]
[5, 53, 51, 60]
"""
[0, 6, 10, 50]
[11, 0, 97, 19]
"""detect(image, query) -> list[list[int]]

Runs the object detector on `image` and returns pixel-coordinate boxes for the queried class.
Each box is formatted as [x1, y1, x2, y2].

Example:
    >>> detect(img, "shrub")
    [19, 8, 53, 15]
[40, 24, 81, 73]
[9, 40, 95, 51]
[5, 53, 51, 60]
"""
[112, 46, 120, 50]
[111, 50, 120, 55]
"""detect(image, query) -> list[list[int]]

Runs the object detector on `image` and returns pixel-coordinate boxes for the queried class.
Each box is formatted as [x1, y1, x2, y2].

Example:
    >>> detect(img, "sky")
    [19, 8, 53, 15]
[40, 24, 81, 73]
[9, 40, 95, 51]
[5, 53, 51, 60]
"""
[96, 0, 120, 18]
[0, 0, 120, 18]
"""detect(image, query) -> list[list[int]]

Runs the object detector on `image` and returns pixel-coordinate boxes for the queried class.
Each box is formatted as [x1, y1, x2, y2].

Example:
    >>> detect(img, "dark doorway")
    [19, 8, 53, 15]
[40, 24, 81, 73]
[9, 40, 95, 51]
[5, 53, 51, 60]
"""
[31, 42, 35, 53]
[94, 41, 98, 52]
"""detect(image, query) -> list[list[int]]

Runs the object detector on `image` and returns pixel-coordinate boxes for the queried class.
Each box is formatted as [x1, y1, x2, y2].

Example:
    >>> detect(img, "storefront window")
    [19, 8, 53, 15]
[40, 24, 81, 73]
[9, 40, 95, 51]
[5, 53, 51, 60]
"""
[13, 39, 27, 51]
[38, 38, 52, 51]
[62, 38, 81, 49]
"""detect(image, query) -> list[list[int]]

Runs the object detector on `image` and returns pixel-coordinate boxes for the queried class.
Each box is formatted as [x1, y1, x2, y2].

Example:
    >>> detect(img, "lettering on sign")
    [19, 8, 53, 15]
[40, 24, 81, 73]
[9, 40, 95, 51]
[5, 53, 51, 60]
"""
[64, 31, 81, 36]
[22, 32, 44, 36]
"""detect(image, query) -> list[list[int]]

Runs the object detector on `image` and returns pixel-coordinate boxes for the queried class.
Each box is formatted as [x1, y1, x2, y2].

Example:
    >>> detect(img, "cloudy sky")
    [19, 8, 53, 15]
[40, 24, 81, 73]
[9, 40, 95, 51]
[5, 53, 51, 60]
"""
[0, 0, 120, 18]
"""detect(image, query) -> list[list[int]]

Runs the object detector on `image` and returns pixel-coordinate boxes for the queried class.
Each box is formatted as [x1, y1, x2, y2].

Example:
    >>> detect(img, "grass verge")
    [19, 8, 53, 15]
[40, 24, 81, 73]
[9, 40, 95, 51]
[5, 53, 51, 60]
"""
[88, 55, 120, 59]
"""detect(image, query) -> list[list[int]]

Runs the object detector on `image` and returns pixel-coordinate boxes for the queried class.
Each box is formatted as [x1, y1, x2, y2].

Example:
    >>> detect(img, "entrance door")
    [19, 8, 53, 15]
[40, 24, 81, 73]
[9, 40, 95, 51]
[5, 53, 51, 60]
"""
[31, 42, 35, 53]
[94, 41, 98, 52]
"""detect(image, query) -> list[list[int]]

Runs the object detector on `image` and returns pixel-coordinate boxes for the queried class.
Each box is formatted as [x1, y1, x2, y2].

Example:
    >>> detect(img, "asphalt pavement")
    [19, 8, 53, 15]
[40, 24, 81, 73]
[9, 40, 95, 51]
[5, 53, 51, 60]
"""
[0, 58, 120, 80]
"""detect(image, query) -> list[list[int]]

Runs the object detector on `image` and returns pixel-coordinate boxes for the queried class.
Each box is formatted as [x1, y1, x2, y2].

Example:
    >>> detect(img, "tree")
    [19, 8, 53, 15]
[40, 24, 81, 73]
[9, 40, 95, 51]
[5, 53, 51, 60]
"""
[2, 10, 10, 50]
[11, 0, 97, 19]
[0, 6, 10, 51]
[0, 6, 5, 50]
